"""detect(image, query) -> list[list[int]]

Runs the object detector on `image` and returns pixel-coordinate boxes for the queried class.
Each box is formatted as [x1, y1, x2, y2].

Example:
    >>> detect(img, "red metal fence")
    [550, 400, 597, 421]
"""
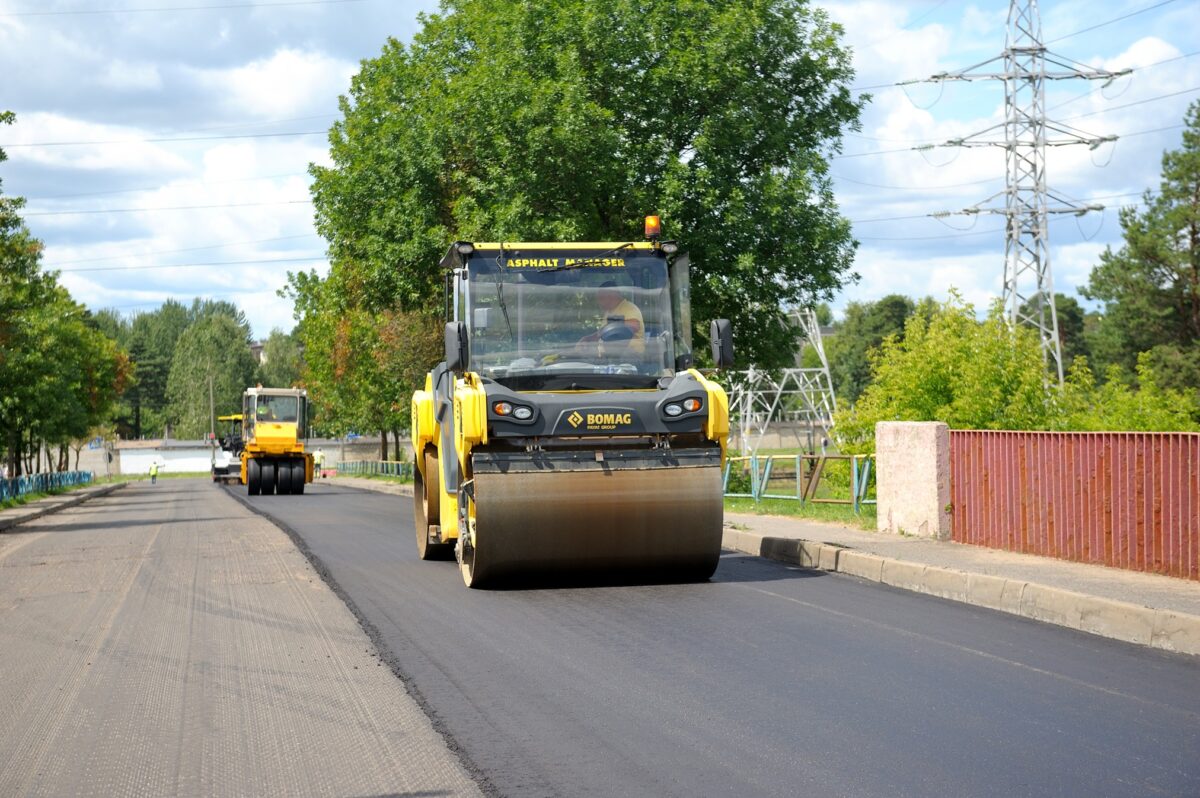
[950, 431, 1199, 580]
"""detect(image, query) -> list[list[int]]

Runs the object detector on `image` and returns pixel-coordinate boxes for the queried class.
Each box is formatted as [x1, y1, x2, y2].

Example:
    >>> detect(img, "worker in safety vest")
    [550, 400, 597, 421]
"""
[313, 448, 325, 479]
[149, 461, 159, 485]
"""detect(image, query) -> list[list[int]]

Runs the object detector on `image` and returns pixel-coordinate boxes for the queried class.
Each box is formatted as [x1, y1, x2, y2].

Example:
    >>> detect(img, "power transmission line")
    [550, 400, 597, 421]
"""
[27, 172, 310, 201]
[44, 233, 320, 266]
[1044, 0, 1181, 44]
[1059, 85, 1200, 120]
[3, 130, 325, 148]
[851, 22, 1196, 93]
[24, 199, 311, 217]
[56, 255, 326, 273]
[0, 0, 365, 17]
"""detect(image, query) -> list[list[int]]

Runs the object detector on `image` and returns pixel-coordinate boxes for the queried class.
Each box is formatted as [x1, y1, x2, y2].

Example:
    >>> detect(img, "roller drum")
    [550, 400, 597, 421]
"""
[462, 461, 723, 587]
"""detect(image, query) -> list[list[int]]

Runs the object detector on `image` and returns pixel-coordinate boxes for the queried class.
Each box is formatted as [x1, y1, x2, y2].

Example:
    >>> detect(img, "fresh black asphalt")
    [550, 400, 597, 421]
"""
[233, 481, 1200, 798]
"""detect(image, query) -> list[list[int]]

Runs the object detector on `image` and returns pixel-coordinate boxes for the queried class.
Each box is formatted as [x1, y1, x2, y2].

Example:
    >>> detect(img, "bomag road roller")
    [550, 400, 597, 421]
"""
[240, 386, 313, 496]
[411, 217, 736, 587]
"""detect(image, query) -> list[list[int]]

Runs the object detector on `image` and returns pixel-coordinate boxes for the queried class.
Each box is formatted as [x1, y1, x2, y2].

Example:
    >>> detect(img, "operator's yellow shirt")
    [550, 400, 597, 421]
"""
[610, 299, 645, 353]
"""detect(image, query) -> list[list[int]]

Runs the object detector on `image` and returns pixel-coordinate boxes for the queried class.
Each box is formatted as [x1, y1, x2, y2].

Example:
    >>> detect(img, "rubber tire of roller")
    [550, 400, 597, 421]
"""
[247, 458, 261, 496]
[277, 460, 292, 495]
[292, 460, 305, 494]
[415, 450, 453, 560]
[261, 460, 276, 496]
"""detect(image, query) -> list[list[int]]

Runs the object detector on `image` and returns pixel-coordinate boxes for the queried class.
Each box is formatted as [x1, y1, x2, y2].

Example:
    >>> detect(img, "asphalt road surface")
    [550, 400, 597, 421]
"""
[236, 481, 1200, 798]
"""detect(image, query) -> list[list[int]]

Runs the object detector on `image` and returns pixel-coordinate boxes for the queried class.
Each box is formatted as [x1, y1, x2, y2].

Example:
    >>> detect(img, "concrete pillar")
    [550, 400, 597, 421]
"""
[875, 421, 951, 539]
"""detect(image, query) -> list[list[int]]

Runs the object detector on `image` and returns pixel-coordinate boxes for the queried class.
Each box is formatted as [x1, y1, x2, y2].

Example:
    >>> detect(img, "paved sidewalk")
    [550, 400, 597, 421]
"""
[724, 510, 1200, 656]
[0, 481, 126, 532]
[0, 478, 480, 797]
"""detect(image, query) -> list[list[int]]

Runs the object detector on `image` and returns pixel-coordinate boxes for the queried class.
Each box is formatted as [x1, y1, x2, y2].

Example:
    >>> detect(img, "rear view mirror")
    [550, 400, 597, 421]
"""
[445, 321, 470, 373]
[709, 319, 734, 369]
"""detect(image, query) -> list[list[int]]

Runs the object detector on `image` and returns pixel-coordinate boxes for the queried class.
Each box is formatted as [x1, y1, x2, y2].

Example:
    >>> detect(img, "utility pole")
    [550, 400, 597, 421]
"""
[207, 359, 215, 442]
[917, 0, 1127, 384]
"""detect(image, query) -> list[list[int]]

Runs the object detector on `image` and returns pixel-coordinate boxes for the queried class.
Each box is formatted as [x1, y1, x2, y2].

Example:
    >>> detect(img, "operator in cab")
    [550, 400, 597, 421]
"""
[577, 281, 644, 355]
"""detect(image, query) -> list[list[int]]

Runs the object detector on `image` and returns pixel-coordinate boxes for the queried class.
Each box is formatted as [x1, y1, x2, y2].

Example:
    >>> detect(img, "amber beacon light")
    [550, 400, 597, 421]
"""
[644, 215, 662, 240]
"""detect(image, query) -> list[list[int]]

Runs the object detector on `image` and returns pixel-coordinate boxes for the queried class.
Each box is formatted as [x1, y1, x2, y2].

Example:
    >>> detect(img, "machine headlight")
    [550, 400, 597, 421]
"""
[682, 397, 702, 412]
[456, 241, 475, 255]
[493, 401, 513, 416]
[512, 406, 534, 420]
[664, 403, 683, 417]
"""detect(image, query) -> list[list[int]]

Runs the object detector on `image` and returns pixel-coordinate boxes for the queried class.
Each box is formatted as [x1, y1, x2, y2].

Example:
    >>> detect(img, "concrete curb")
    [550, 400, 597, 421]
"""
[0, 481, 127, 532]
[722, 529, 1200, 657]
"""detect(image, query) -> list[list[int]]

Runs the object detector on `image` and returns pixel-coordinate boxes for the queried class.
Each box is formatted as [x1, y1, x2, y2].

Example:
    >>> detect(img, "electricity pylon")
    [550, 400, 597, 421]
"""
[918, 0, 1128, 384]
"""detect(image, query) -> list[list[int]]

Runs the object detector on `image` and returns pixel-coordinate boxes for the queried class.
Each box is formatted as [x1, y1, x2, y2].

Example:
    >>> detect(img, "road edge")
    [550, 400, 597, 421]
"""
[722, 528, 1200, 657]
[221, 485, 499, 798]
[0, 481, 127, 532]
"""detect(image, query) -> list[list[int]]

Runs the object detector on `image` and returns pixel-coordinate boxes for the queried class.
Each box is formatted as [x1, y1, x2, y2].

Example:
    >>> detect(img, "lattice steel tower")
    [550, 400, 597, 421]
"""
[924, 0, 1126, 383]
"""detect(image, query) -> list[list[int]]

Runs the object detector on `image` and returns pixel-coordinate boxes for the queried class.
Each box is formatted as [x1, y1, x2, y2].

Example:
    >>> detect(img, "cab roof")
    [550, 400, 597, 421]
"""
[439, 241, 664, 271]
[244, 387, 307, 398]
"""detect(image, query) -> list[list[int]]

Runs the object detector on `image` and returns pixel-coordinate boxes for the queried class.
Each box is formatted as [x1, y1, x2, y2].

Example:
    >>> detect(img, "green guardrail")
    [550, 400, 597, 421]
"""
[0, 470, 94, 502]
[723, 454, 875, 514]
[336, 460, 414, 479]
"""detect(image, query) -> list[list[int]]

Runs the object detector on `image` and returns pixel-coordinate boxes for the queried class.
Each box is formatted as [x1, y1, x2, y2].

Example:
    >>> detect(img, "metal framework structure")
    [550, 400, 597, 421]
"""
[922, 0, 1127, 384]
[727, 309, 837, 456]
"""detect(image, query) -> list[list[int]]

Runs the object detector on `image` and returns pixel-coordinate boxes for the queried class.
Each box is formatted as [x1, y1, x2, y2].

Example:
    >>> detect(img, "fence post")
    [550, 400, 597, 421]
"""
[851, 455, 860, 514]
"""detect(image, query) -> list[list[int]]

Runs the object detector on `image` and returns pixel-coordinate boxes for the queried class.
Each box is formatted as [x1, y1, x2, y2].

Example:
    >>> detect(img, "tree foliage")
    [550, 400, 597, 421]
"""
[1082, 100, 1200, 397]
[164, 313, 258, 439]
[307, 0, 863, 368]
[1, 112, 130, 474]
[826, 294, 915, 403]
[257, 328, 304, 389]
[835, 293, 1198, 452]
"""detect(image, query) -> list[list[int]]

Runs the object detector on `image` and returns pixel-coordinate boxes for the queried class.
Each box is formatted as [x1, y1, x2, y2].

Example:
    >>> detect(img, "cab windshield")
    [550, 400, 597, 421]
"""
[255, 395, 300, 423]
[461, 251, 677, 389]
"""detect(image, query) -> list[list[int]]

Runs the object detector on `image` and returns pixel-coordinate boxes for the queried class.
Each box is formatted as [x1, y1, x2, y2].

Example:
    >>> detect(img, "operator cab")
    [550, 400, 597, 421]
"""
[443, 238, 695, 391]
[243, 387, 308, 438]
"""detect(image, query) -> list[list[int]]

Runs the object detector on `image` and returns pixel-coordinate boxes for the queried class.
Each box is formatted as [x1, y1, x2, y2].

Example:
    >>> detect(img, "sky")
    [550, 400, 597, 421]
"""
[1, 0, 1197, 339]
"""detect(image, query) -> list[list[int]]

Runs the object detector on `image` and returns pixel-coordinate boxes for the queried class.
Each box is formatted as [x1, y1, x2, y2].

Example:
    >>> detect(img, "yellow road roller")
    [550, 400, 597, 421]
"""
[240, 386, 313, 496]
[411, 218, 735, 587]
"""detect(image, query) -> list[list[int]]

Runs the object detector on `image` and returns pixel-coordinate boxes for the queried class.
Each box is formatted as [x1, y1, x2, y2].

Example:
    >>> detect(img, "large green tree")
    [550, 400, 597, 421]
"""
[1082, 100, 1200, 398]
[257, 328, 304, 389]
[307, 0, 863, 368]
[1, 112, 130, 473]
[164, 314, 258, 439]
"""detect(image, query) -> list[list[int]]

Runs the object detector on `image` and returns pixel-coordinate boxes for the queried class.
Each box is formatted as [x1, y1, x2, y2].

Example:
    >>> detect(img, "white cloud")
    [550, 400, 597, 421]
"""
[98, 60, 163, 92]
[194, 48, 357, 119]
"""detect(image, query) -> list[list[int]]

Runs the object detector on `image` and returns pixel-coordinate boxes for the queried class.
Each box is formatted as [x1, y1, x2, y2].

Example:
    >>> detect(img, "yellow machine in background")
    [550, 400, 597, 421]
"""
[211, 413, 243, 484]
[240, 387, 313, 496]
[412, 218, 735, 587]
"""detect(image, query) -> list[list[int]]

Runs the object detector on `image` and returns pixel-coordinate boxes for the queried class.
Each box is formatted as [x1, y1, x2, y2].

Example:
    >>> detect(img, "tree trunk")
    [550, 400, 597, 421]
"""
[380, 430, 388, 461]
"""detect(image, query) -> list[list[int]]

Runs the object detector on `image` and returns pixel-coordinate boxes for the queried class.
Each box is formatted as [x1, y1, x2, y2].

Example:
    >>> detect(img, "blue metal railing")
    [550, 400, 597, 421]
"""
[336, 460, 414, 480]
[0, 470, 94, 503]
[722, 454, 876, 513]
